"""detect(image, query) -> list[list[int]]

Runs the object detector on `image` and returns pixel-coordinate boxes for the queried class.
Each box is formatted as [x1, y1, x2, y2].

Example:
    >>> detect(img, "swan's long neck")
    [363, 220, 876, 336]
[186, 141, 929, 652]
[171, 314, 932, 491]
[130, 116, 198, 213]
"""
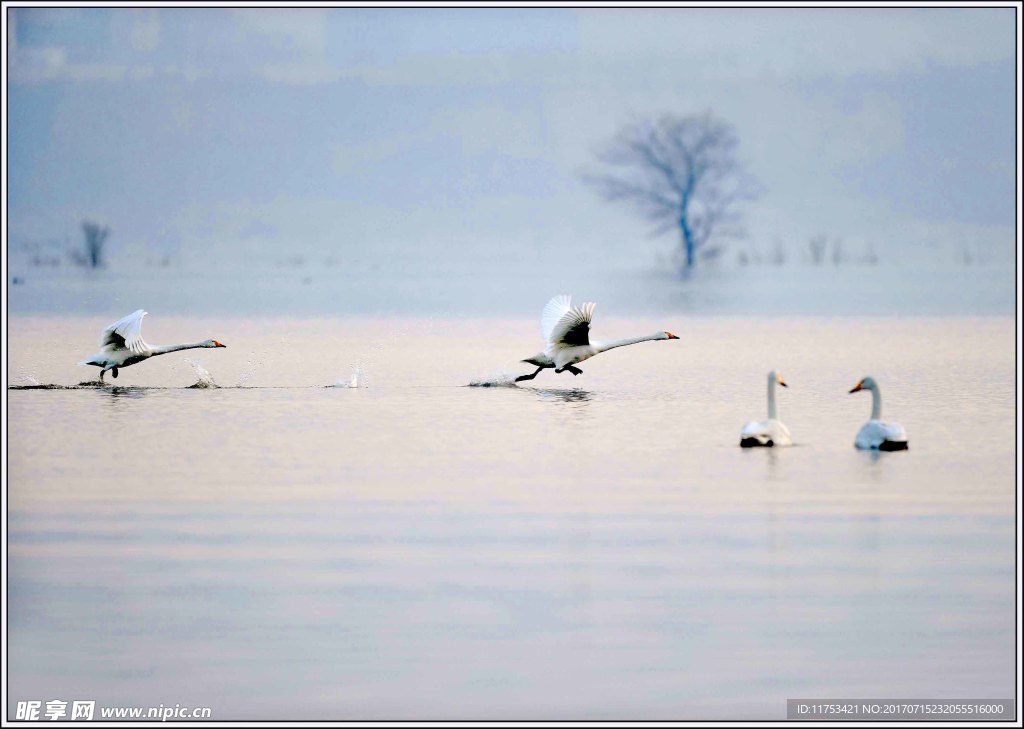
[869, 385, 882, 420]
[149, 342, 208, 356]
[767, 378, 778, 420]
[594, 334, 664, 354]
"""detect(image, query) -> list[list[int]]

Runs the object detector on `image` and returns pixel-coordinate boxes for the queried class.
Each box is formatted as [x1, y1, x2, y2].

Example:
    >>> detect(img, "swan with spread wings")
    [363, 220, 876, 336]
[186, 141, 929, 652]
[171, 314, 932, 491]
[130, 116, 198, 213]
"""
[515, 295, 678, 382]
[80, 309, 226, 382]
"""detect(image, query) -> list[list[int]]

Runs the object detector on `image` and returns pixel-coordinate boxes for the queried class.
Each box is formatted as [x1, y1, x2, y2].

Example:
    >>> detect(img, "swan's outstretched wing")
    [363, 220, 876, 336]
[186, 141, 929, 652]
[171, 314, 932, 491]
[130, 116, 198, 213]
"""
[541, 295, 572, 343]
[540, 295, 596, 347]
[100, 309, 148, 353]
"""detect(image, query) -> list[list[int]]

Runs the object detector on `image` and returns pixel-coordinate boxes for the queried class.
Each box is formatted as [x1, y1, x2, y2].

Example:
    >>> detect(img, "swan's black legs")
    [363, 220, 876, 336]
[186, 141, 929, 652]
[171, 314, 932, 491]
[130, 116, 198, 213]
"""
[515, 367, 544, 383]
[516, 364, 582, 382]
[554, 365, 583, 376]
[99, 369, 105, 383]
[111, 367, 119, 379]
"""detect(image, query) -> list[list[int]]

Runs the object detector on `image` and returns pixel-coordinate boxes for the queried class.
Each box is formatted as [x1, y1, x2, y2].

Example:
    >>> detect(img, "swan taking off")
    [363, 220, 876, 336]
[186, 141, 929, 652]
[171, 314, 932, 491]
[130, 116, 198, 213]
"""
[740, 370, 792, 447]
[849, 376, 908, 451]
[515, 294, 678, 382]
[80, 310, 226, 382]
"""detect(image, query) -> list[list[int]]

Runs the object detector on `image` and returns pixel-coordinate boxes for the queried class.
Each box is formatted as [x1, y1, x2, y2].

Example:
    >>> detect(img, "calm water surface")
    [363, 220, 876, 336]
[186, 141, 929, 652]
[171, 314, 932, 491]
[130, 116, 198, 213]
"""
[7, 316, 1015, 720]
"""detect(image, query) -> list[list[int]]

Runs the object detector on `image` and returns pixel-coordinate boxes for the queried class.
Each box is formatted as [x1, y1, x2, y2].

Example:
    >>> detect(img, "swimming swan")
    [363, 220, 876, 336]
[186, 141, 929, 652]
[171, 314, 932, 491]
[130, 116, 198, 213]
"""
[849, 376, 908, 450]
[740, 370, 792, 447]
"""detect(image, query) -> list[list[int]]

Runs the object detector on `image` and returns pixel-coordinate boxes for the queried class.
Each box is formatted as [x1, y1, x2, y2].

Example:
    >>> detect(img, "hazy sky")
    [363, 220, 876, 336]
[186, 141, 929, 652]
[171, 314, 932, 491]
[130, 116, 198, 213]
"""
[6, 6, 1016, 272]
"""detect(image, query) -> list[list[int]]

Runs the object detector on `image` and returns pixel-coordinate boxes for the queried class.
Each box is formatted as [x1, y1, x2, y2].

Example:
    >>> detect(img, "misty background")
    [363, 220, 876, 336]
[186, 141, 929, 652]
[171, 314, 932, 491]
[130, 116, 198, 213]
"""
[5, 6, 1016, 316]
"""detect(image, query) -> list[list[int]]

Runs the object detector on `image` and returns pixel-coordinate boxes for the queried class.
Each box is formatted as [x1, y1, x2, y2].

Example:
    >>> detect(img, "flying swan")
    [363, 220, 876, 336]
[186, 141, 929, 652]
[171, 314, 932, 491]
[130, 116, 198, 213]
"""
[80, 309, 226, 382]
[849, 376, 908, 451]
[740, 370, 792, 447]
[515, 295, 678, 382]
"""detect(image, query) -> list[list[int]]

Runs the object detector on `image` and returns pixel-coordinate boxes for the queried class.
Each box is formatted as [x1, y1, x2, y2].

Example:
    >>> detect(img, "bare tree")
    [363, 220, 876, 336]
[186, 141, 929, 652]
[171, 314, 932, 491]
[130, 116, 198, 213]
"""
[770, 238, 786, 266]
[585, 112, 759, 273]
[862, 241, 878, 266]
[830, 237, 844, 266]
[79, 220, 111, 268]
[808, 234, 827, 265]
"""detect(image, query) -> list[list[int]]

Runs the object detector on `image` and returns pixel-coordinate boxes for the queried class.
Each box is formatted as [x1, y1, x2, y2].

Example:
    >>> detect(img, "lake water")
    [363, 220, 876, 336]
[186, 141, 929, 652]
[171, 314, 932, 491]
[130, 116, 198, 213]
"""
[6, 315, 1015, 720]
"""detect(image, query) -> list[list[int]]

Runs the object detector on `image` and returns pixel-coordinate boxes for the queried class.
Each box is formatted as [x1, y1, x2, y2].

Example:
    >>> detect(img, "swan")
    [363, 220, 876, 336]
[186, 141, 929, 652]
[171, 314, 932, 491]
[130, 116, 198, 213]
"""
[80, 309, 226, 382]
[740, 370, 792, 447]
[849, 376, 908, 451]
[515, 294, 678, 382]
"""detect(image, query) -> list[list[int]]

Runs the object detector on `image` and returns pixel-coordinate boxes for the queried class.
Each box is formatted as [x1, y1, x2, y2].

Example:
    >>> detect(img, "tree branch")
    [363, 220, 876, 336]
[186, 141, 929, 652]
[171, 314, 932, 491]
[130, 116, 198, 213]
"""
[583, 111, 759, 272]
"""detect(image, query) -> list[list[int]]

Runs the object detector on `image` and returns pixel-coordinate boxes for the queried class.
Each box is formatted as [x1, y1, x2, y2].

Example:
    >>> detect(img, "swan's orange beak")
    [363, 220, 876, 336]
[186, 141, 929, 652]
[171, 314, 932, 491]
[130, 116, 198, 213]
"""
[214, 340, 226, 348]
[778, 378, 788, 388]
[849, 381, 863, 393]
[665, 331, 679, 339]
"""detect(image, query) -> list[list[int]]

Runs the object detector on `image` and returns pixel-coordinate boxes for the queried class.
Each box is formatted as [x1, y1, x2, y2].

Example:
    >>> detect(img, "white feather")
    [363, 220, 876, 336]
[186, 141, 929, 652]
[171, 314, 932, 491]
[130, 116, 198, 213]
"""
[545, 299, 596, 348]
[855, 420, 908, 450]
[100, 309, 149, 354]
[540, 294, 573, 344]
[741, 419, 792, 447]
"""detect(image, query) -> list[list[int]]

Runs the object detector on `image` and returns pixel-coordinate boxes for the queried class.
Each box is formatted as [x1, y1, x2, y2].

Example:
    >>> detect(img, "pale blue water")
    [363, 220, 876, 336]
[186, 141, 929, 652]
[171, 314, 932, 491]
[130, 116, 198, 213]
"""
[6, 316, 1015, 720]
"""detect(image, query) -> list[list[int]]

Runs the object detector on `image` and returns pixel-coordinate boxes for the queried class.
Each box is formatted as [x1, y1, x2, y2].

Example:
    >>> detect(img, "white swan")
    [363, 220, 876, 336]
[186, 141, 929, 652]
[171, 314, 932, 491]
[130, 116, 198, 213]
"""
[740, 370, 792, 447]
[849, 376, 908, 451]
[80, 309, 226, 382]
[516, 295, 678, 382]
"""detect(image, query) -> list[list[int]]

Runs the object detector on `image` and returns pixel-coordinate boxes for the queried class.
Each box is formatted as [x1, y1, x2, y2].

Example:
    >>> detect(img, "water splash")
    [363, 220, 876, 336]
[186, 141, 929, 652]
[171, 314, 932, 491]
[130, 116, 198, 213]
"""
[10, 383, 74, 390]
[9, 373, 81, 389]
[185, 359, 217, 389]
[236, 356, 263, 388]
[468, 372, 520, 388]
[334, 366, 367, 388]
